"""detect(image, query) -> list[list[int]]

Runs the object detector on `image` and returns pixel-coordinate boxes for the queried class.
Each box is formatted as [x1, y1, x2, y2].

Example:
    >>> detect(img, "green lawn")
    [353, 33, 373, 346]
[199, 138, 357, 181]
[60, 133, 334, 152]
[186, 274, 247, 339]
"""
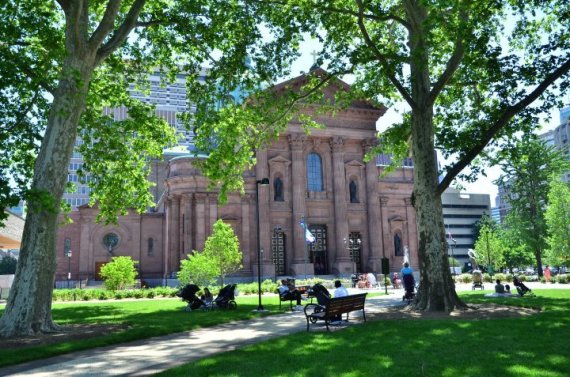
[0, 291, 386, 367]
[156, 290, 570, 377]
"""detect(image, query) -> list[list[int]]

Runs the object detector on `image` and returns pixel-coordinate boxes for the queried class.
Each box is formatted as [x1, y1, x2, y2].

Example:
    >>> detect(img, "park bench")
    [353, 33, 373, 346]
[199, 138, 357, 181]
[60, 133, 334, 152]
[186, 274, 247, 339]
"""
[303, 293, 367, 331]
[276, 285, 311, 310]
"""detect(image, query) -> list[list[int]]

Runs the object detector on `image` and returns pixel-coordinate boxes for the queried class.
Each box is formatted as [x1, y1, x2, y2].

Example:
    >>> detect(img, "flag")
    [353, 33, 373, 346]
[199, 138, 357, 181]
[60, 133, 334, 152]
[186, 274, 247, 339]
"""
[447, 227, 456, 242]
[299, 219, 316, 243]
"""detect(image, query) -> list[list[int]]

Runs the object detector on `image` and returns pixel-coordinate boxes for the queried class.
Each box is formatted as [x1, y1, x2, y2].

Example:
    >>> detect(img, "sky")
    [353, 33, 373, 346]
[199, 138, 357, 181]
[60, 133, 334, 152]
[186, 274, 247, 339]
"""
[287, 37, 565, 205]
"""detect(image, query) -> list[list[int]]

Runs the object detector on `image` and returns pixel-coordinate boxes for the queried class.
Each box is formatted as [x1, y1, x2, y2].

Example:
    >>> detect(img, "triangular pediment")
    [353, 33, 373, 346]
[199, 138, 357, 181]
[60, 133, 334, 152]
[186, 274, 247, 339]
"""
[268, 155, 291, 165]
[345, 160, 365, 168]
[271, 68, 386, 113]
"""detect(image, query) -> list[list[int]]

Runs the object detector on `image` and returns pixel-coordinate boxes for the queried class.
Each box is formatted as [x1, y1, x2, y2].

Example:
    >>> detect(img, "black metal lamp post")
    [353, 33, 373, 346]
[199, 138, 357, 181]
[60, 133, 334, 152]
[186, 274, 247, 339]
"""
[255, 177, 269, 311]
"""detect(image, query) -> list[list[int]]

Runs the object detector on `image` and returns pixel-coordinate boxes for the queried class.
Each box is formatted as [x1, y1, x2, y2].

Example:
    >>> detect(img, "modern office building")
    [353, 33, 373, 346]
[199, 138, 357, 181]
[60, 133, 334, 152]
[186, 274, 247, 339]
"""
[62, 71, 206, 209]
[442, 188, 491, 266]
[55, 69, 419, 284]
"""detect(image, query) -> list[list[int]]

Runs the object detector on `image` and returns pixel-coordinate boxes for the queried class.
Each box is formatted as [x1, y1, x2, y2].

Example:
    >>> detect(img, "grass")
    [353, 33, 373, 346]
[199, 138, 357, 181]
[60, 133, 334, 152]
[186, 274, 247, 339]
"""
[156, 290, 570, 377]
[0, 291, 385, 367]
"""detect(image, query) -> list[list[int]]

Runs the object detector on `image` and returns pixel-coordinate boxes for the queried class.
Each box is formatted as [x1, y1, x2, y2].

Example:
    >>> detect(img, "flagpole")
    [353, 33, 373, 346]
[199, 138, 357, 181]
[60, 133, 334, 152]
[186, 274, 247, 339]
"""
[302, 216, 307, 280]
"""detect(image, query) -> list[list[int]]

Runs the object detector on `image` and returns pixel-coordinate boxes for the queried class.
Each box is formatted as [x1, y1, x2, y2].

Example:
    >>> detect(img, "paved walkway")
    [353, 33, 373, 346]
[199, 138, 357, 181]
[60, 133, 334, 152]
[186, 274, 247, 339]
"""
[0, 290, 405, 377]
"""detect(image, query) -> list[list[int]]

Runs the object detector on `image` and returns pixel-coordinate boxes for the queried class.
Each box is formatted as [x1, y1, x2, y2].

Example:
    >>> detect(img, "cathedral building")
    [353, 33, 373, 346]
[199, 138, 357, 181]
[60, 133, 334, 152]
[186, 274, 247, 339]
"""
[55, 70, 418, 284]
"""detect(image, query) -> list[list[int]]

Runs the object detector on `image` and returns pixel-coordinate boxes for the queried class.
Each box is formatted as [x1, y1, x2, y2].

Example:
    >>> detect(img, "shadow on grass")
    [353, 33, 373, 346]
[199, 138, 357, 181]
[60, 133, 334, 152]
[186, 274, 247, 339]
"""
[0, 295, 288, 367]
[157, 290, 570, 377]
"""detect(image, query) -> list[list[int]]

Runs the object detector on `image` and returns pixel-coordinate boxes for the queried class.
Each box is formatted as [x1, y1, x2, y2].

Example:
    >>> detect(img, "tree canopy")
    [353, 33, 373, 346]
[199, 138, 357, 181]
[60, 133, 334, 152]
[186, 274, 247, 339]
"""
[0, 0, 298, 337]
[495, 137, 570, 276]
[193, 0, 570, 311]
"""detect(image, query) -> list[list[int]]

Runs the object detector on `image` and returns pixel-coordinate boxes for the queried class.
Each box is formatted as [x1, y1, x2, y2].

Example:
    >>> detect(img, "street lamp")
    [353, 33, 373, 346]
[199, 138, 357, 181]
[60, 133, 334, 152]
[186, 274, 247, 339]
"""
[255, 177, 269, 312]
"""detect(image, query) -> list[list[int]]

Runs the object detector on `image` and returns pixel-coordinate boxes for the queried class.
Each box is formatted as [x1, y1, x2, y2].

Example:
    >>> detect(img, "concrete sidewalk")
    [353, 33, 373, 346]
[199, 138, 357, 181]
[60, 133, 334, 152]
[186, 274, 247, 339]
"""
[0, 292, 404, 377]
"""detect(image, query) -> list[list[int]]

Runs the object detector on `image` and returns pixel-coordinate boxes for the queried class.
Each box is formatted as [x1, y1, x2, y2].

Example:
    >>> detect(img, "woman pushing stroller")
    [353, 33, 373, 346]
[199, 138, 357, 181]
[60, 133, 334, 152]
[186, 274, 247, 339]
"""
[401, 262, 416, 302]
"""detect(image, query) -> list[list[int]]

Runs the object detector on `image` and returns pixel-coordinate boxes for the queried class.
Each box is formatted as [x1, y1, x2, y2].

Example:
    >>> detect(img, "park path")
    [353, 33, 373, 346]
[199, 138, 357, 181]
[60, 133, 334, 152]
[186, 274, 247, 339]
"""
[0, 290, 404, 377]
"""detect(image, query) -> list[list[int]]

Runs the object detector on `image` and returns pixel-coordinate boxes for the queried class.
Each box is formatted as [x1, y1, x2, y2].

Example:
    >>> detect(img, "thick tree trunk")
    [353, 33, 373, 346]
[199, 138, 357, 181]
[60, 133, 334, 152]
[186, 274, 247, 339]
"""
[405, 1, 466, 311]
[0, 57, 93, 337]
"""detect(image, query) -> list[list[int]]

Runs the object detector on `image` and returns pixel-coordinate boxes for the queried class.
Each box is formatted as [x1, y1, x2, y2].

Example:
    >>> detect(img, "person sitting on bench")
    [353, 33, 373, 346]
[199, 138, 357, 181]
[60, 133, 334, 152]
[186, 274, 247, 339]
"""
[278, 279, 302, 309]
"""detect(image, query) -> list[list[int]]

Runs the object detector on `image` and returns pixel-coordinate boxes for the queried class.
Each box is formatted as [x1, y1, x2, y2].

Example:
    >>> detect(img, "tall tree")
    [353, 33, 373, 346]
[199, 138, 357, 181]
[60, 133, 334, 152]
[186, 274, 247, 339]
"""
[495, 138, 570, 277]
[545, 177, 570, 267]
[194, 1, 570, 311]
[0, 0, 296, 337]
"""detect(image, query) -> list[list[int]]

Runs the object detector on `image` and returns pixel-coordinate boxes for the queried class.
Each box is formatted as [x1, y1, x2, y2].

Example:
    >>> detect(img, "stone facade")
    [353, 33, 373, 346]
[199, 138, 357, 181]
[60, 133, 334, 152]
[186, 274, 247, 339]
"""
[55, 72, 418, 282]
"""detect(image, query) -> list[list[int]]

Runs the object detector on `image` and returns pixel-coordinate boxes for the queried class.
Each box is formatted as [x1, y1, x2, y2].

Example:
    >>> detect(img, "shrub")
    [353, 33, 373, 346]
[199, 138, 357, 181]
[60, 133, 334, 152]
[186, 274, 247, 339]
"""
[556, 274, 568, 284]
[494, 273, 507, 282]
[100, 256, 138, 291]
[458, 273, 472, 283]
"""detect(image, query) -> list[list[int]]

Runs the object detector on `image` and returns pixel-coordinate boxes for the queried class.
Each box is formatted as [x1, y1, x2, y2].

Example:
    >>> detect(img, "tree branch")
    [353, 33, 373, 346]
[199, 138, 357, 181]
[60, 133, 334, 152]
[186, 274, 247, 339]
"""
[95, 0, 147, 65]
[4, 89, 42, 134]
[429, 2, 470, 104]
[89, 0, 123, 50]
[1, 47, 56, 94]
[264, 70, 352, 127]
[355, 0, 416, 109]
[437, 56, 570, 195]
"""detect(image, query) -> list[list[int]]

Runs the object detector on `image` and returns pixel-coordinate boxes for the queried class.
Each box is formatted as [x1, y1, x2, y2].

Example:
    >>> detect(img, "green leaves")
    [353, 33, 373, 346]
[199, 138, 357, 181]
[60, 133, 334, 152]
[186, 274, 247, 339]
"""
[100, 256, 139, 292]
[178, 220, 243, 287]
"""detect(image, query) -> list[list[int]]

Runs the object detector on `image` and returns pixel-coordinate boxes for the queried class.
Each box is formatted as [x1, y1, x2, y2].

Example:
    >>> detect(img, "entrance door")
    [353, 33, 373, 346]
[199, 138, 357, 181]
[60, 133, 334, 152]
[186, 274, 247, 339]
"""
[95, 262, 107, 280]
[271, 230, 286, 275]
[348, 232, 362, 273]
[308, 225, 327, 274]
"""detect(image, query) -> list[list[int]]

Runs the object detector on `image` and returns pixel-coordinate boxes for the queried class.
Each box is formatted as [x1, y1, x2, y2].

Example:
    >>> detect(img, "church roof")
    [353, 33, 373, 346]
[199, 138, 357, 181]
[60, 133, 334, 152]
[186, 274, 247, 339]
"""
[270, 67, 386, 113]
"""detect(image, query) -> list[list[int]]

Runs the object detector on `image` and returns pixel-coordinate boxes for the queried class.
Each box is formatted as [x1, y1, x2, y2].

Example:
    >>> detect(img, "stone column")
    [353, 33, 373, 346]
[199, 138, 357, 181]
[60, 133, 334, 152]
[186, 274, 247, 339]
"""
[331, 136, 351, 274]
[240, 193, 254, 275]
[379, 196, 391, 271]
[166, 195, 180, 278]
[181, 194, 193, 254]
[208, 193, 218, 234]
[194, 193, 207, 250]
[288, 133, 309, 275]
[255, 149, 272, 273]
[363, 139, 383, 272]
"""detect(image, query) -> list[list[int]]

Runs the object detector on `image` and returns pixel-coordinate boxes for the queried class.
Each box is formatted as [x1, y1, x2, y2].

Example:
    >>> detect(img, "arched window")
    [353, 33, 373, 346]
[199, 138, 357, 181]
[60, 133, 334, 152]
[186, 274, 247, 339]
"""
[394, 233, 403, 256]
[349, 180, 359, 203]
[307, 153, 323, 191]
[274, 177, 284, 201]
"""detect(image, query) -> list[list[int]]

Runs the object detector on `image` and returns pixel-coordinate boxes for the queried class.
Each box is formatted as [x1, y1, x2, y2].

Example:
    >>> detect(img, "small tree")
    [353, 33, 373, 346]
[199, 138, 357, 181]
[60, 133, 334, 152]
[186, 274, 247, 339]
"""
[204, 220, 243, 286]
[474, 223, 505, 275]
[177, 251, 218, 288]
[100, 256, 138, 292]
[0, 255, 17, 275]
[545, 177, 570, 267]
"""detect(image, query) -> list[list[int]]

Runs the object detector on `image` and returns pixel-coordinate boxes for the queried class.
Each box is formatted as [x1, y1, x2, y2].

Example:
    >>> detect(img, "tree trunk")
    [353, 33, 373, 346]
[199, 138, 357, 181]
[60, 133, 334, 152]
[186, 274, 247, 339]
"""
[405, 1, 466, 311]
[0, 56, 93, 337]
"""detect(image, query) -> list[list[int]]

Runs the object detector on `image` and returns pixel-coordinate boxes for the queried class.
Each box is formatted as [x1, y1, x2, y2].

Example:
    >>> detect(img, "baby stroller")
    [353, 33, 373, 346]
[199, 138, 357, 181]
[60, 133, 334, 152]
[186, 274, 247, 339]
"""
[472, 270, 484, 290]
[176, 284, 205, 311]
[305, 283, 331, 324]
[213, 284, 237, 309]
[513, 276, 534, 297]
[402, 274, 415, 302]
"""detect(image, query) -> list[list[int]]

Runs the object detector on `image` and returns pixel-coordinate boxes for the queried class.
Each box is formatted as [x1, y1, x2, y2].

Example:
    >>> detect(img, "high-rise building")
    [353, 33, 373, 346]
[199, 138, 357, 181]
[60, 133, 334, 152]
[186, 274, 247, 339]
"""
[442, 188, 491, 267]
[62, 71, 207, 209]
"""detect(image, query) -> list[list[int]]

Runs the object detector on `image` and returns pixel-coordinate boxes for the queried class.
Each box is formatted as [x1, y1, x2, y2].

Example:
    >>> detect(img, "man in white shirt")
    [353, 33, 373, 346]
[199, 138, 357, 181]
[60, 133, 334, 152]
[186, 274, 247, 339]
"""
[332, 280, 349, 324]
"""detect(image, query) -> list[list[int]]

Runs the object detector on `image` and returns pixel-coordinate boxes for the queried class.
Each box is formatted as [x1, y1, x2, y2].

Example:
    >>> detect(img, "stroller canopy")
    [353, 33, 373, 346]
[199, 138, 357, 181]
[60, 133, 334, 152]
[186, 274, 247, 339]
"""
[216, 284, 236, 301]
[178, 284, 201, 301]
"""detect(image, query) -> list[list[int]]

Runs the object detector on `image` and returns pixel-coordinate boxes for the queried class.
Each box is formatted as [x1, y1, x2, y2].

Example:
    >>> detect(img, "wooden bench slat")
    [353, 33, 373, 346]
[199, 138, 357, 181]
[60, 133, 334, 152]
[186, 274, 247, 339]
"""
[304, 293, 367, 331]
